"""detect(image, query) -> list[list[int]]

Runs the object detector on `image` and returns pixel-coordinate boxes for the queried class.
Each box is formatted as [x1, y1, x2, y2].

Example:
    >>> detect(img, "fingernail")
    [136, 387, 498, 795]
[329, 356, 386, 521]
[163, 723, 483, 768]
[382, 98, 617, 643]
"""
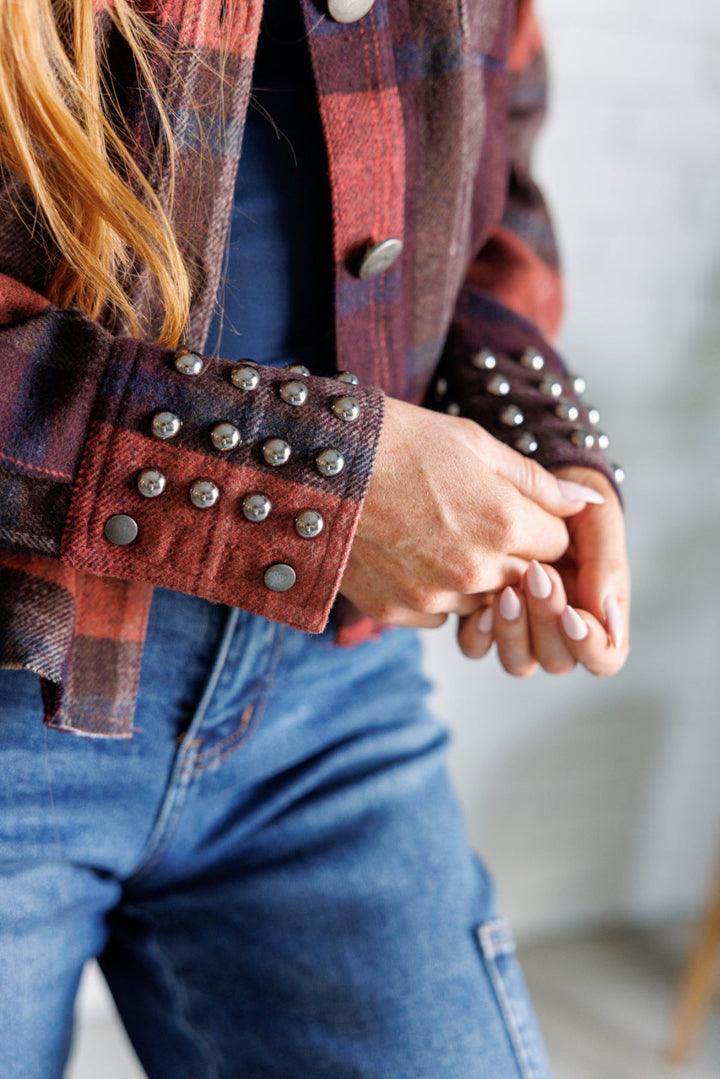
[527, 560, 552, 600]
[561, 605, 589, 641]
[477, 606, 493, 633]
[499, 586, 522, 622]
[604, 595, 623, 649]
[557, 479, 605, 505]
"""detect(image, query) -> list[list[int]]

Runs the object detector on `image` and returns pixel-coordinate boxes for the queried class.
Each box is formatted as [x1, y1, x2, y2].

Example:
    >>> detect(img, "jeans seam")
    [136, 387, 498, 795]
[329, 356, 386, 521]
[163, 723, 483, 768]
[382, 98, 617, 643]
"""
[476, 923, 538, 1079]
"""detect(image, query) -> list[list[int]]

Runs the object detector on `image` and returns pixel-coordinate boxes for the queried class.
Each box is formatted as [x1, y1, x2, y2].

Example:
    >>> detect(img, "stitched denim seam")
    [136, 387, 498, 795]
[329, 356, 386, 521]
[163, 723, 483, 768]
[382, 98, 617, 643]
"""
[477, 923, 538, 1079]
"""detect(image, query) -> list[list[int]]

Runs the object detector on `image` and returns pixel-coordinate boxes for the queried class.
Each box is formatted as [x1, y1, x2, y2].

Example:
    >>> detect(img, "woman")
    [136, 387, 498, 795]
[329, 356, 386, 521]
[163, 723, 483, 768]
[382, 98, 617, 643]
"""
[0, 1, 629, 1076]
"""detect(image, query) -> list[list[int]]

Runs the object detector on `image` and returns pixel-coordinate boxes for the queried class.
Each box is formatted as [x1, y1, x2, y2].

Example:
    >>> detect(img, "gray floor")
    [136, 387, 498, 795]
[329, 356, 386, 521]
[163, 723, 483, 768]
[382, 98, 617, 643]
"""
[67, 925, 720, 1078]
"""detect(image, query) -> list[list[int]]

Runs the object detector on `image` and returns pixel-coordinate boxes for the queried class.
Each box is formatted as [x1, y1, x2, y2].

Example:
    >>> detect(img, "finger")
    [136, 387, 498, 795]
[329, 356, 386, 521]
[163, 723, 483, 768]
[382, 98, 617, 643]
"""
[559, 604, 626, 677]
[508, 495, 571, 565]
[375, 609, 449, 630]
[457, 603, 495, 659]
[523, 561, 576, 675]
[493, 586, 538, 678]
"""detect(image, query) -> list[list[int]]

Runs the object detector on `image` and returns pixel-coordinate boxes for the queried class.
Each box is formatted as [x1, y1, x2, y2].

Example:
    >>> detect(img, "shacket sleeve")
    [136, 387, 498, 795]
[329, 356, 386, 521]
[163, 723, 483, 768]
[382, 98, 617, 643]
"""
[0, 280, 384, 633]
[427, 0, 621, 493]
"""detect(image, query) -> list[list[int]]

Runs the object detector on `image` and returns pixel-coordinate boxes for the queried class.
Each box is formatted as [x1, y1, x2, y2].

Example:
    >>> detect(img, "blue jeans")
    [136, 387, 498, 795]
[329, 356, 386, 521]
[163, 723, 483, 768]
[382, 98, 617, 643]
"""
[0, 587, 553, 1079]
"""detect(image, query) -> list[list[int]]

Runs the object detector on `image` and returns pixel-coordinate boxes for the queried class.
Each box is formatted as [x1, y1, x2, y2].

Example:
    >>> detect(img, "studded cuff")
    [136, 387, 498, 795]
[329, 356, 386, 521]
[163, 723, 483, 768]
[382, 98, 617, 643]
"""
[429, 297, 624, 498]
[59, 337, 385, 633]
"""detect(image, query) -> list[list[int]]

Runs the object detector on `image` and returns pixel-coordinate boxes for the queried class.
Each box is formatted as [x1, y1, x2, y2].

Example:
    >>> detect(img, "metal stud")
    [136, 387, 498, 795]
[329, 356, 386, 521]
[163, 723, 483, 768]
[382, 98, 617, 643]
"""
[262, 438, 291, 467]
[520, 348, 545, 372]
[597, 431, 610, 451]
[572, 375, 587, 396]
[136, 469, 167, 499]
[555, 400, 580, 422]
[104, 514, 138, 545]
[471, 348, 497, 371]
[335, 371, 360, 385]
[174, 349, 204, 377]
[295, 510, 325, 539]
[515, 432, 539, 455]
[435, 378, 448, 398]
[446, 402, 461, 416]
[612, 464, 625, 485]
[242, 493, 272, 522]
[358, 238, 403, 280]
[211, 422, 241, 452]
[331, 395, 361, 422]
[286, 364, 310, 377]
[264, 563, 297, 592]
[279, 380, 309, 407]
[151, 410, 182, 441]
[569, 429, 596, 450]
[189, 479, 220, 509]
[230, 365, 260, 391]
[486, 374, 511, 396]
[315, 448, 345, 477]
[500, 405, 524, 427]
[587, 405, 601, 426]
[539, 376, 563, 399]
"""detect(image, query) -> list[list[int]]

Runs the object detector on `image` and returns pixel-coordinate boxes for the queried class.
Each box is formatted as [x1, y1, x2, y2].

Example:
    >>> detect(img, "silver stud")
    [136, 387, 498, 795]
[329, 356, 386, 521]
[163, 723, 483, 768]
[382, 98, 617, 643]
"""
[189, 479, 220, 509]
[472, 348, 497, 371]
[335, 371, 360, 385]
[435, 378, 448, 398]
[230, 365, 260, 391]
[332, 395, 361, 422]
[569, 429, 596, 450]
[174, 349, 204, 377]
[279, 380, 309, 407]
[358, 237, 403, 280]
[211, 422, 241, 452]
[242, 493, 272, 522]
[597, 431, 610, 451]
[555, 400, 580, 422]
[151, 410, 182, 441]
[262, 438, 291, 467]
[587, 405, 601, 426]
[500, 405, 524, 427]
[286, 364, 310, 377]
[520, 348, 545, 371]
[539, 376, 563, 399]
[487, 374, 510, 396]
[572, 375, 587, 396]
[264, 563, 297, 592]
[612, 464, 625, 485]
[104, 514, 138, 545]
[328, 0, 375, 24]
[446, 402, 461, 416]
[515, 432, 539, 455]
[295, 510, 325, 539]
[315, 448, 345, 477]
[136, 469, 167, 498]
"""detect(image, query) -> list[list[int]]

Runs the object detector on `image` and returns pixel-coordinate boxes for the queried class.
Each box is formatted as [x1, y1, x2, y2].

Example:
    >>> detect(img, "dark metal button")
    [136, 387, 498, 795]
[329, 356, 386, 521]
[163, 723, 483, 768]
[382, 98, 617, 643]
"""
[264, 563, 297, 592]
[500, 405, 524, 427]
[279, 380, 309, 407]
[316, 448, 345, 477]
[539, 376, 563, 399]
[335, 371, 360, 385]
[555, 400, 580, 422]
[295, 510, 324, 539]
[445, 403, 461, 416]
[189, 479, 220, 508]
[262, 438, 291, 467]
[471, 349, 497, 371]
[520, 348, 545, 371]
[242, 493, 272, 522]
[211, 422, 241, 452]
[151, 411, 182, 441]
[104, 514, 138, 545]
[328, 0, 375, 23]
[137, 469, 166, 498]
[515, 432, 539, 455]
[230, 365, 260, 391]
[487, 374, 511, 396]
[331, 396, 361, 422]
[174, 349, 204, 376]
[358, 238, 403, 280]
[435, 378, 448, 398]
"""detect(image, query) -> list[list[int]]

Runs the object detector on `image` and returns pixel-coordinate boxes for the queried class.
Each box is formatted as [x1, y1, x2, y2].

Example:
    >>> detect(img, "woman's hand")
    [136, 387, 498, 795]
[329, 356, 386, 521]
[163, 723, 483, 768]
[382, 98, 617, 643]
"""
[457, 467, 630, 676]
[340, 400, 599, 628]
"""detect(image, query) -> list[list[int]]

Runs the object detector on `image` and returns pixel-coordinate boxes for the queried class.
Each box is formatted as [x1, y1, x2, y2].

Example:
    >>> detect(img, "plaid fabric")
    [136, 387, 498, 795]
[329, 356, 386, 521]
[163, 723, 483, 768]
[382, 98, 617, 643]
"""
[0, 0, 614, 737]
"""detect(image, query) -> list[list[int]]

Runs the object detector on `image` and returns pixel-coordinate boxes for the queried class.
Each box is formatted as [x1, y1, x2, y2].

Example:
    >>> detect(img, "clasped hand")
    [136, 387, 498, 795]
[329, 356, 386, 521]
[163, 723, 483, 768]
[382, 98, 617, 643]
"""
[340, 398, 630, 677]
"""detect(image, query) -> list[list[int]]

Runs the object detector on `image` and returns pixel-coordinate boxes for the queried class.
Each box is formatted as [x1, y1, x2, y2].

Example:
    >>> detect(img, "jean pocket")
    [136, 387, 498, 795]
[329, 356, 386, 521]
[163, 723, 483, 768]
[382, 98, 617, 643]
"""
[475, 916, 554, 1079]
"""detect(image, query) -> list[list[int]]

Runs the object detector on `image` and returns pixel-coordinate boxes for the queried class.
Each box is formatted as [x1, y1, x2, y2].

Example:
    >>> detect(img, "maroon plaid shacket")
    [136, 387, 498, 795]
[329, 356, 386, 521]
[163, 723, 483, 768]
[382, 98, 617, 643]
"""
[0, 0, 614, 736]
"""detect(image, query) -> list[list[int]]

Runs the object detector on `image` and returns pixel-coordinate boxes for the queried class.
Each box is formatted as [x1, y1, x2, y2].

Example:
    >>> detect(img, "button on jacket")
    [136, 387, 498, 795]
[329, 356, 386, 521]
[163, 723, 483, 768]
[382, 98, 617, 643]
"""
[0, 0, 615, 737]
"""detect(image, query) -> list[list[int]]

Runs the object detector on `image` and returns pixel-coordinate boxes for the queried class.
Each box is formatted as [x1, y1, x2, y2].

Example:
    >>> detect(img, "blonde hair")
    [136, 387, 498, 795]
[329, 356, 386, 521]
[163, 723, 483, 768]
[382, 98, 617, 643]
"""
[0, 0, 190, 346]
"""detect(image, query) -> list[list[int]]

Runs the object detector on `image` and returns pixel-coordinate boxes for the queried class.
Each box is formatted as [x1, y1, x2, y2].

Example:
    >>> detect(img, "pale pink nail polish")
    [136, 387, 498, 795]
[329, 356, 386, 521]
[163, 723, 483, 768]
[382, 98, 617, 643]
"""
[499, 586, 522, 622]
[527, 560, 552, 600]
[556, 479, 605, 505]
[477, 606, 493, 634]
[561, 605, 589, 641]
[604, 595, 623, 649]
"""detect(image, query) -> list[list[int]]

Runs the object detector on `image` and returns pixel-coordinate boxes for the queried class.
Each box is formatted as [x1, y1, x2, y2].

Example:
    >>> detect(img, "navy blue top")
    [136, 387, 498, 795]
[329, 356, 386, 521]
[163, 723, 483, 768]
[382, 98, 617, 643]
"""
[206, 0, 336, 375]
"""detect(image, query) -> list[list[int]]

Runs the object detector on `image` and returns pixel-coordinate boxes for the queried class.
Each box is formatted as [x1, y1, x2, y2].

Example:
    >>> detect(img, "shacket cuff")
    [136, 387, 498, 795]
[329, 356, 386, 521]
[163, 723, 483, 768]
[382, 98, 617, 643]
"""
[59, 336, 385, 633]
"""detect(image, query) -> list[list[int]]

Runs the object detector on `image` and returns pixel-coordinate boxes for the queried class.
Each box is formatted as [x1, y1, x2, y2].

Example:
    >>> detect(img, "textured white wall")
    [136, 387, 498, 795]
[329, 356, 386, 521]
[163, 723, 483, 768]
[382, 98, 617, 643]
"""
[425, 0, 720, 938]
